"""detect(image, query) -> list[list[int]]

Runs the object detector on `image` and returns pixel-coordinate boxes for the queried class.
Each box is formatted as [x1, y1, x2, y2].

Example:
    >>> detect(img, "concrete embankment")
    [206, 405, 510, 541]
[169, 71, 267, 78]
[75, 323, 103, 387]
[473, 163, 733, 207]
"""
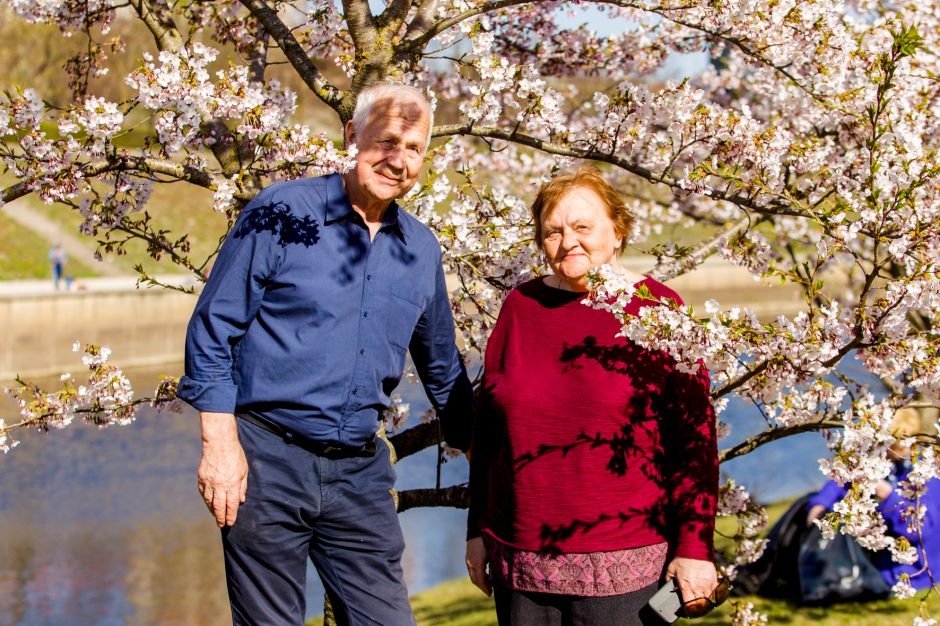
[1, 259, 804, 382]
[1, 276, 198, 381]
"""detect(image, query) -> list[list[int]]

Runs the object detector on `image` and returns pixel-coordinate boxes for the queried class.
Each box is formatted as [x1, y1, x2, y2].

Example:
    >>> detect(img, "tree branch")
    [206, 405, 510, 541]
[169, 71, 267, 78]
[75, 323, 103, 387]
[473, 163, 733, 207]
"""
[719, 419, 844, 463]
[648, 213, 753, 282]
[434, 124, 808, 219]
[388, 421, 440, 460]
[401, 0, 826, 104]
[402, 0, 535, 53]
[400, 0, 440, 44]
[396, 485, 469, 512]
[1, 155, 256, 206]
[238, 0, 344, 112]
[648, 9, 826, 104]
[127, 0, 183, 52]
[380, 0, 414, 34]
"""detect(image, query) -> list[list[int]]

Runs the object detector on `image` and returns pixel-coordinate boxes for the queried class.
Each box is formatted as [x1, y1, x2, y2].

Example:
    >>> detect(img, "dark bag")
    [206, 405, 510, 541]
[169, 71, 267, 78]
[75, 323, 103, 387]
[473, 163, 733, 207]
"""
[732, 494, 813, 599]
[797, 525, 891, 605]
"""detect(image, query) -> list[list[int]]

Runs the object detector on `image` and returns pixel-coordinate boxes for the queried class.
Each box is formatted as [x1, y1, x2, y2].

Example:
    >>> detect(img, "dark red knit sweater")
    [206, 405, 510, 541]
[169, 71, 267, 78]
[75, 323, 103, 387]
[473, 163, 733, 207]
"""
[468, 277, 718, 560]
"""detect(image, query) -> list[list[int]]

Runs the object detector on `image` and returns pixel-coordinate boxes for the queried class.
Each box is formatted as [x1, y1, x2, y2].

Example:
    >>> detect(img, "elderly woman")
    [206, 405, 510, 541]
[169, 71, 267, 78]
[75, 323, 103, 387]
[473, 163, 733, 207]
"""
[466, 166, 721, 625]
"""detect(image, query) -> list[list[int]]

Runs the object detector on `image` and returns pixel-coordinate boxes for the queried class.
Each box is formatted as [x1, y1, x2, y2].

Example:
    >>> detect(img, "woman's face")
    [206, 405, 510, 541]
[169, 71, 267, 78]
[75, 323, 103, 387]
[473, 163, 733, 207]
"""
[541, 187, 623, 291]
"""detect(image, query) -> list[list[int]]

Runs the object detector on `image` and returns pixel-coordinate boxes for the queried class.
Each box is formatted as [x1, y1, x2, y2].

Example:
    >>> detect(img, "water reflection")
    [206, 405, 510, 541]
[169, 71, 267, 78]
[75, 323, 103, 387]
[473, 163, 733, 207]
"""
[0, 367, 230, 626]
[0, 365, 472, 625]
[0, 353, 867, 625]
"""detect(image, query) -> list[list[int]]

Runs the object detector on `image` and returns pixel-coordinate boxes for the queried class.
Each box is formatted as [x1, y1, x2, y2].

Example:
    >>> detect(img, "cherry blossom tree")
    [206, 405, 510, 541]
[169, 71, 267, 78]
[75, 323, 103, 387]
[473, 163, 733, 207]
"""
[2, 1, 939, 622]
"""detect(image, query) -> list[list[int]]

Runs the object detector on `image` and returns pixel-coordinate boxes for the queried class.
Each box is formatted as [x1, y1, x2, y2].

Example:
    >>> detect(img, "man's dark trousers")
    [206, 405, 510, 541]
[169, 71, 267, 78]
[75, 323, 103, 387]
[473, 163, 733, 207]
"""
[222, 418, 416, 626]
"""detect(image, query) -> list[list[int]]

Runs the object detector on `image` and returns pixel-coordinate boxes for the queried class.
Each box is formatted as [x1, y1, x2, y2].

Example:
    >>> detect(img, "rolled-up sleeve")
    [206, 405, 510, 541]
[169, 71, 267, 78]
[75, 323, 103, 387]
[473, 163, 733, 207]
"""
[177, 198, 282, 412]
[408, 259, 473, 451]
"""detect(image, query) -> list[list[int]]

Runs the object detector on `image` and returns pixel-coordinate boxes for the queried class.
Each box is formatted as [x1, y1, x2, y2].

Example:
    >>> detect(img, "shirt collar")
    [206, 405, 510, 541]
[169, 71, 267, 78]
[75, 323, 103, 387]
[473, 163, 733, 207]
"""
[323, 173, 408, 243]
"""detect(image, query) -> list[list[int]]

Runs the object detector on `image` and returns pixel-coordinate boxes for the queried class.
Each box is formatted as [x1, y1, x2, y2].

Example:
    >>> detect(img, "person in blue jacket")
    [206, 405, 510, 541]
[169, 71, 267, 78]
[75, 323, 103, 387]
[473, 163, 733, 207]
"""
[806, 408, 940, 590]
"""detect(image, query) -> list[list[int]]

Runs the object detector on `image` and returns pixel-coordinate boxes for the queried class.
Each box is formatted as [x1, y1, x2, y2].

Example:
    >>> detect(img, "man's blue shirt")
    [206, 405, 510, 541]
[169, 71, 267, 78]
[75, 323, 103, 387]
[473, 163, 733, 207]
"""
[177, 173, 471, 449]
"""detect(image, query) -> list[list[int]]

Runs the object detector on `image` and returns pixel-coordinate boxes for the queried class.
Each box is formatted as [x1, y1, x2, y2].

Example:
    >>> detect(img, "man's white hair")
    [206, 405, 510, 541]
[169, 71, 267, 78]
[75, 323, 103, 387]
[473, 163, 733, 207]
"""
[350, 83, 434, 152]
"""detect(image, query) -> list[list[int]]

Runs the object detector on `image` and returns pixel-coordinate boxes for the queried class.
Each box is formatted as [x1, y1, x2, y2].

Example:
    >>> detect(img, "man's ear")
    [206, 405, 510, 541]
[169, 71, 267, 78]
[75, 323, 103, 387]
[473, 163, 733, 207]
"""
[344, 120, 356, 150]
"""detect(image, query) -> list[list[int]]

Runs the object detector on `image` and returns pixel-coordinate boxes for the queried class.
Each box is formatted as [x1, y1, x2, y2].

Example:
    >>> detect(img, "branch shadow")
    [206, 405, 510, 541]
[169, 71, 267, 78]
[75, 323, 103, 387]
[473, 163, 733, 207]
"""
[478, 332, 717, 557]
[232, 201, 321, 247]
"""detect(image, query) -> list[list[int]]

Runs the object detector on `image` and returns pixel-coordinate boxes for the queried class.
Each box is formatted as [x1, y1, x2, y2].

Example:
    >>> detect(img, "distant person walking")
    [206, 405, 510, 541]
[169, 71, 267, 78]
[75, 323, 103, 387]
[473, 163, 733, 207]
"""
[48, 244, 67, 290]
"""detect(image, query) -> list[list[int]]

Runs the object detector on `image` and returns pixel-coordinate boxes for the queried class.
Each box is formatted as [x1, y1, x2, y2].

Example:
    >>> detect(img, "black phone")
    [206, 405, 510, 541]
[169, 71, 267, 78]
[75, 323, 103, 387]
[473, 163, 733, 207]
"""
[647, 578, 682, 624]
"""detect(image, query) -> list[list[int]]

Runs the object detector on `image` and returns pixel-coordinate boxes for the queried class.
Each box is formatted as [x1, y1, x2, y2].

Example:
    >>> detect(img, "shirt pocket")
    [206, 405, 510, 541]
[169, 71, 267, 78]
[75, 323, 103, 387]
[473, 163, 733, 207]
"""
[386, 293, 423, 351]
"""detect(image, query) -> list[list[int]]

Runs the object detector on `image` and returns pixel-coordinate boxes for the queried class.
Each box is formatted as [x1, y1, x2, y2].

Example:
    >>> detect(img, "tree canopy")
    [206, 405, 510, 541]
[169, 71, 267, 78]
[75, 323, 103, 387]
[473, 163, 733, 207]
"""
[2, 1, 940, 621]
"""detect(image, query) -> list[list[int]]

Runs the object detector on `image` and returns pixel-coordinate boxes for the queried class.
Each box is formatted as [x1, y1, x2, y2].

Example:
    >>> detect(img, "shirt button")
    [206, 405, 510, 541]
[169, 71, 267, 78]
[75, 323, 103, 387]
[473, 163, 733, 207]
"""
[366, 274, 372, 280]
[363, 311, 368, 318]
[352, 389, 358, 396]
[360, 349, 365, 355]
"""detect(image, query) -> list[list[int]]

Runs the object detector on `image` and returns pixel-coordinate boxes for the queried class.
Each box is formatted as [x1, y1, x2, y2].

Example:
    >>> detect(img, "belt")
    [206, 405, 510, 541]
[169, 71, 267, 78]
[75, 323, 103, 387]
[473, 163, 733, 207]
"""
[236, 413, 378, 459]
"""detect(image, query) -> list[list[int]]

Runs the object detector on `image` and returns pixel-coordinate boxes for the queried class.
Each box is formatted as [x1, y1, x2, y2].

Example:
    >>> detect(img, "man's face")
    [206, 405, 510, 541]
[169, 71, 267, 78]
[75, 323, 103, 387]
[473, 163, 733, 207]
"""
[344, 97, 430, 207]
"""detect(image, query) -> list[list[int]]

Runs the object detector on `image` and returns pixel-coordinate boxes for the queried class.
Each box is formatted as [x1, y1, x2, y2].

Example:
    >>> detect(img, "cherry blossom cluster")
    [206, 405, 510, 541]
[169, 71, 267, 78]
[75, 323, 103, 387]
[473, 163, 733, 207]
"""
[126, 42, 295, 153]
[411, 138, 548, 355]
[815, 397, 896, 550]
[9, 0, 114, 33]
[185, 1, 265, 60]
[731, 601, 769, 626]
[454, 19, 567, 135]
[0, 87, 86, 205]
[585, 270, 855, 397]
[294, 0, 352, 73]
[0, 418, 15, 453]
[79, 173, 154, 235]
[57, 96, 124, 156]
[717, 479, 769, 576]
[762, 379, 848, 429]
[383, 393, 411, 434]
[3, 342, 135, 452]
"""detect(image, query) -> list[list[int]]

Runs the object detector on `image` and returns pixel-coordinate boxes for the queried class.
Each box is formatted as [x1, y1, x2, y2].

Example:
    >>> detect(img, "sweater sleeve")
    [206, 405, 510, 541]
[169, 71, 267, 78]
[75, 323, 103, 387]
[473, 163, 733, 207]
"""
[466, 292, 514, 540]
[467, 385, 499, 540]
[661, 362, 719, 561]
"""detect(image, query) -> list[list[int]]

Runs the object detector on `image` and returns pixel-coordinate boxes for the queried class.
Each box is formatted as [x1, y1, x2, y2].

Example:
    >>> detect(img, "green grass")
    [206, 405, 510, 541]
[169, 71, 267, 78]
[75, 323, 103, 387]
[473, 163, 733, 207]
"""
[0, 217, 95, 280]
[28, 182, 229, 277]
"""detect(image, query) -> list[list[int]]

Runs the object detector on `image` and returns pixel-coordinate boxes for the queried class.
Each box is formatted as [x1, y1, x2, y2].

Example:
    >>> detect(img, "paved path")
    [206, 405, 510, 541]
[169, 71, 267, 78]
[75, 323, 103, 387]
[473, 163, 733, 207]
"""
[0, 274, 199, 298]
[2, 199, 124, 276]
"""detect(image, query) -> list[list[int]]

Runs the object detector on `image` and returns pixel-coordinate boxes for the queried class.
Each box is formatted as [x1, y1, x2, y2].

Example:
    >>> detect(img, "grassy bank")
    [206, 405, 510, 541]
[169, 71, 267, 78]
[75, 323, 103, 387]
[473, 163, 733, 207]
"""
[307, 498, 939, 625]
[0, 217, 95, 280]
[306, 576, 937, 626]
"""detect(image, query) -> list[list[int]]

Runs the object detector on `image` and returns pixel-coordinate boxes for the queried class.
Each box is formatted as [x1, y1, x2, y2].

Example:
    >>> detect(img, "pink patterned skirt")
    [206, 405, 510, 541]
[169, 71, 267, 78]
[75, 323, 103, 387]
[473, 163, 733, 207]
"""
[483, 535, 668, 597]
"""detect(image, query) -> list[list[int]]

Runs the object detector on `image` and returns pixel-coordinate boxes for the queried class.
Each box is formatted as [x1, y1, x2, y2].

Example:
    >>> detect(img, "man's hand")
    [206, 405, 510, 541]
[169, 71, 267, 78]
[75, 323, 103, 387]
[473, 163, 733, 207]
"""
[665, 556, 718, 612]
[198, 412, 248, 528]
[466, 537, 492, 596]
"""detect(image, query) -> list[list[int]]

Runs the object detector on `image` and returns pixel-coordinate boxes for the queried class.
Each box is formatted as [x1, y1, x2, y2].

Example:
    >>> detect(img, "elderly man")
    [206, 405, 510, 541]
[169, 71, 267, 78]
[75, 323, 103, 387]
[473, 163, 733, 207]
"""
[177, 83, 472, 626]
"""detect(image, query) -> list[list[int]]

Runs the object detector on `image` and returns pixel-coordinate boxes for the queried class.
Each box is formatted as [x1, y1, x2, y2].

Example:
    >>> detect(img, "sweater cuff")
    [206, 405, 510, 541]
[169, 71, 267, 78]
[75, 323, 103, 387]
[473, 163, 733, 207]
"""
[176, 376, 238, 413]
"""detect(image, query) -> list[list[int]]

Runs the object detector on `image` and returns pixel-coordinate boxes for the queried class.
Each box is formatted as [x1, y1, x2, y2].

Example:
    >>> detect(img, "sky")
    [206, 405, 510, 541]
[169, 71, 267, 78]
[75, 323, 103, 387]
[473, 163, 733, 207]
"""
[560, 3, 711, 80]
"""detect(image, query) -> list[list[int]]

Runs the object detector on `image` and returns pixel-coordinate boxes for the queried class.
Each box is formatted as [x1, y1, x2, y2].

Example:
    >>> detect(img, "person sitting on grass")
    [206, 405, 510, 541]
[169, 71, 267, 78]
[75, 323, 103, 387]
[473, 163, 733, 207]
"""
[806, 407, 940, 592]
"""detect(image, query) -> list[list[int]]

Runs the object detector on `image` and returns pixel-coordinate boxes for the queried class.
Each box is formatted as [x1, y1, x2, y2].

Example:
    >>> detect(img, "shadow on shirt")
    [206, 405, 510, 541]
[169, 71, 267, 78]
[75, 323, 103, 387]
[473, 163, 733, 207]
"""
[231, 202, 322, 247]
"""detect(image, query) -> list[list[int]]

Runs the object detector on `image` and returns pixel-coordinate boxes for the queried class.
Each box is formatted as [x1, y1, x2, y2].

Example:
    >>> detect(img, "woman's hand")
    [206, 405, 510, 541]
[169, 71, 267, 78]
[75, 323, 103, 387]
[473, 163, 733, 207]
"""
[806, 503, 827, 526]
[665, 557, 718, 610]
[875, 479, 893, 501]
[466, 537, 492, 596]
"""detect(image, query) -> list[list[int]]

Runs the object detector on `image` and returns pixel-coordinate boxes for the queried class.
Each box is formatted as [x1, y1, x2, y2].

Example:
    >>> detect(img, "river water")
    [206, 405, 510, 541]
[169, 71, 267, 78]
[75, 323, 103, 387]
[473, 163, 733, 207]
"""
[0, 358, 848, 626]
